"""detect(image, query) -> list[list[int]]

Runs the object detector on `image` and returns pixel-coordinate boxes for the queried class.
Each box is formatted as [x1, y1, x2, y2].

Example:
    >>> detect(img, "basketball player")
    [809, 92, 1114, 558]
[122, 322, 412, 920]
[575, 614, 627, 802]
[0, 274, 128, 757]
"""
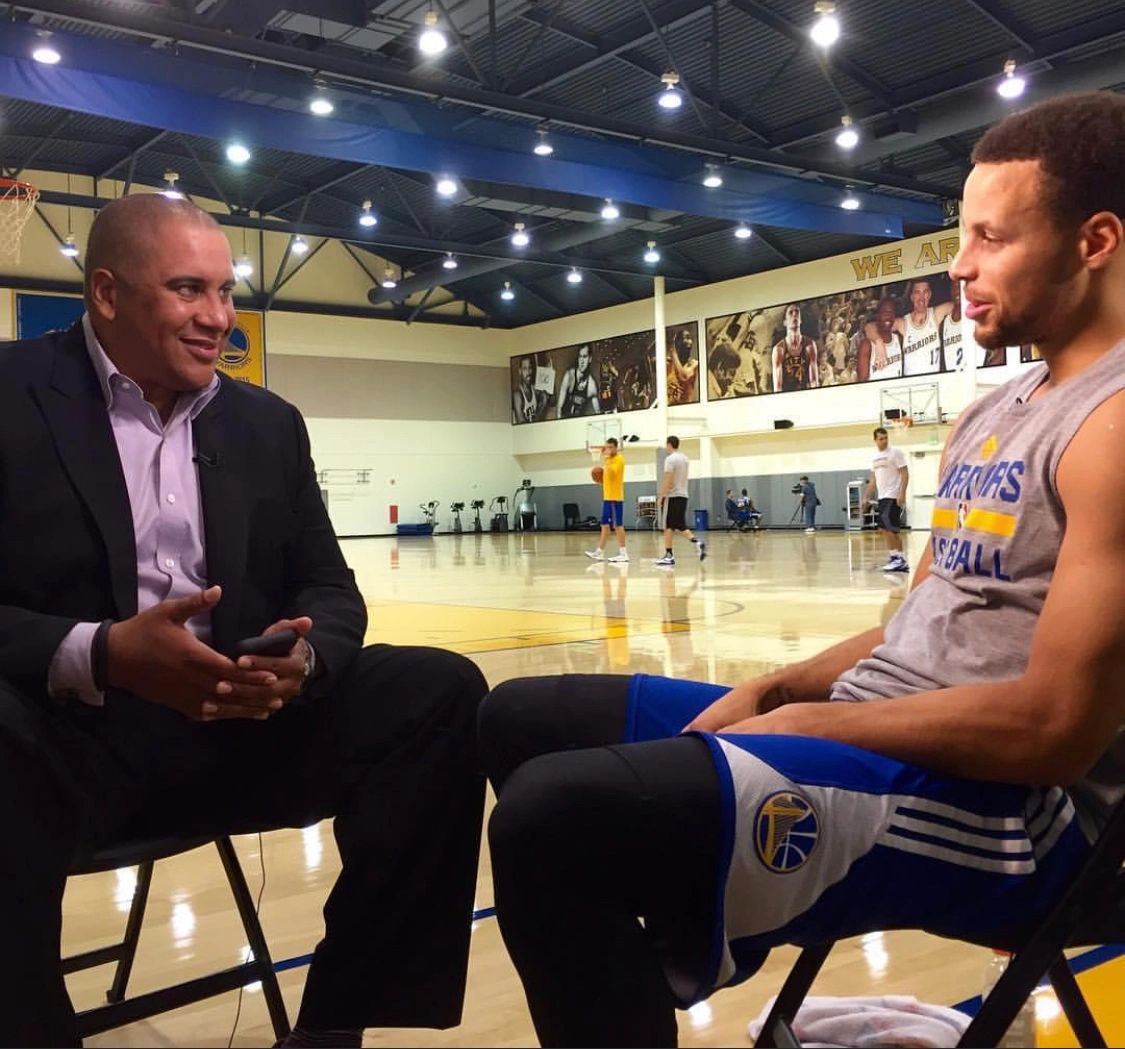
[858, 298, 903, 382]
[654, 436, 705, 566]
[863, 426, 909, 571]
[585, 437, 628, 563]
[667, 328, 700, 405]
[772, 303, 819, 392]
[478, 91, 1125, 1047]
[707, 341, 740, 399]
[942, 281, 1007, 370]
[512, 355, 550, 424]
[558, 344, 599, 417]
[940, 281, 965, 371]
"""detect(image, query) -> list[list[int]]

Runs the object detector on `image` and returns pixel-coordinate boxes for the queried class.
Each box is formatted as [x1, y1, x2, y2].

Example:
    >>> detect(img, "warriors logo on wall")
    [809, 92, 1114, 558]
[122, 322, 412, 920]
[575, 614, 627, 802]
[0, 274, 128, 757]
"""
[704, 273, 1004, 400]
[510, 322, 701, 424]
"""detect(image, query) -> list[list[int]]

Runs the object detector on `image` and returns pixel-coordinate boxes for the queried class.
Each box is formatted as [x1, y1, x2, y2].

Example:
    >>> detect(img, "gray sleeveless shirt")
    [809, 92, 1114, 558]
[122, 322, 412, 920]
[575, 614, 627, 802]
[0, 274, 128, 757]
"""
[833, 341, 1125, 832]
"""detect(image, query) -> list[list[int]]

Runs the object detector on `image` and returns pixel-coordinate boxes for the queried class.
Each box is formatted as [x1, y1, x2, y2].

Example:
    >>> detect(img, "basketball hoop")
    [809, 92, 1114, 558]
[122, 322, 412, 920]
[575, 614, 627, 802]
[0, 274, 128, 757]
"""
[0, 179, 40, 263]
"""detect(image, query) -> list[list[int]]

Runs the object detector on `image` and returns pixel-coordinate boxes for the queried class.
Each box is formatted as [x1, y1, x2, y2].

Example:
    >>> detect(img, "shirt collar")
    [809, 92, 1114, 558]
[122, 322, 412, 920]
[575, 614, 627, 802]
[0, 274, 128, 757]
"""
[81, 312, 220, 421]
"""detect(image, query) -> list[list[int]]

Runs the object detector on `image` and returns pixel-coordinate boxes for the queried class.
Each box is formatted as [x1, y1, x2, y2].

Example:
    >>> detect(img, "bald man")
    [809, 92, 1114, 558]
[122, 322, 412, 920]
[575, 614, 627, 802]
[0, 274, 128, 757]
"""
[0, 194, 487, 1047]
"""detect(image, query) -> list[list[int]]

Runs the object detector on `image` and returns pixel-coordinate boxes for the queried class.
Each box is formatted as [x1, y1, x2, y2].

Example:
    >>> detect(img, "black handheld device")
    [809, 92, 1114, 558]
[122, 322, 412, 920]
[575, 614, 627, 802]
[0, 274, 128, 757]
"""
[234, 628, 300, 658]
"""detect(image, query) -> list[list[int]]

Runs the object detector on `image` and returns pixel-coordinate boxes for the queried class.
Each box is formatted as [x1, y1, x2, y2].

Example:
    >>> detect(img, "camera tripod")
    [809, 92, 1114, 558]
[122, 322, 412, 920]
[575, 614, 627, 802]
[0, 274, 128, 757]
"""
[789, 499, 805, 526]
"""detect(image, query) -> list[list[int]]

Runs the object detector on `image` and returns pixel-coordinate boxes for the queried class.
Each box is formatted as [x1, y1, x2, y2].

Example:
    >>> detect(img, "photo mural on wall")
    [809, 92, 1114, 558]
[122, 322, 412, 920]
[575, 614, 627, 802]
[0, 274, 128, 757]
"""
[510, 321, 700, 425]
[704, 272, 1005, 400]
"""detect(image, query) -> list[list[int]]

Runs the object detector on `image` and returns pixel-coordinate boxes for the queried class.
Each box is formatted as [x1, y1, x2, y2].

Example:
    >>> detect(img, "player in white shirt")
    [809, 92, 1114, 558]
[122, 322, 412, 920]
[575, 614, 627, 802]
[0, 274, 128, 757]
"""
[864, 280, 955, 377]
[863, 426, 910, 571]
[858, 298, 903, 382]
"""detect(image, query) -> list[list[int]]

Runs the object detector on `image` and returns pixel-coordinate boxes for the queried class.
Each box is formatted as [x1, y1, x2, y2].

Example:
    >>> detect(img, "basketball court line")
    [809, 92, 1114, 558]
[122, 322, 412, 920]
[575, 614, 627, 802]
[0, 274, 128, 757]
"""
[366, 600, 690, 654]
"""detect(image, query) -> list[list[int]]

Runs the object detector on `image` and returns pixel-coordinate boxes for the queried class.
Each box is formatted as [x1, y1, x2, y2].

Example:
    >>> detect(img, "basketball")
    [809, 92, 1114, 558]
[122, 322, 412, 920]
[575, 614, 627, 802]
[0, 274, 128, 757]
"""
[591, 465, 604, 484]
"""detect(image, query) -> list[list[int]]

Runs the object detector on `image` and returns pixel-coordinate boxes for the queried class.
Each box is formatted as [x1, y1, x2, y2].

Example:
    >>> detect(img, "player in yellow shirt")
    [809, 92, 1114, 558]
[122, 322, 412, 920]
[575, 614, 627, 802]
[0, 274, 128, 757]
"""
[585, 437, 629, 563]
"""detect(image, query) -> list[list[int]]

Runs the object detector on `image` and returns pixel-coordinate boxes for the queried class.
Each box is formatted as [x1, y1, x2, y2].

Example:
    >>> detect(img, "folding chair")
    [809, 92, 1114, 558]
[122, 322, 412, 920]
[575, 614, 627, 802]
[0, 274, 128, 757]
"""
[66, 834, 291, 1042]
[754, 795, 1125, 1047]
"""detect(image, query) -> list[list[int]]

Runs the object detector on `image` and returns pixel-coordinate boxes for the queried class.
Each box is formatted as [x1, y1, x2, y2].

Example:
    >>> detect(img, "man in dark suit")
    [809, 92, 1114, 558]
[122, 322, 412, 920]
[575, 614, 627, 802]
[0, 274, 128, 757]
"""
[0, 194, 487, 1047]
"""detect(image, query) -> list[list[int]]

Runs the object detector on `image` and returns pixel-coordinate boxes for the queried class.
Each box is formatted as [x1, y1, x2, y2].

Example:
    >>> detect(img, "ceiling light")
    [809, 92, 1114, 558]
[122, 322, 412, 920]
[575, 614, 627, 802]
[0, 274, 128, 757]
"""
[567, 268, 583, 285]
[309, 91, 334, 117]
[442, 253, 458, 270]
[32, 34, 61, 65]
[500, 281, 515, 301]
[810, 1, 840, 48]
[835, 114, 859, 150]
[234, 255, 254, 279]
[59, 233, 79, 258]
[511, 222, 530, 248]
[702, 164, 723, 189]
[997, 59, 1025, 100]
[160, 170, 184, 200]
[359, 199, 378, 227]
[381, 269, 398, 289]
[533, 129, 554, 157]
[601, 199, 620, 220]
[734, 224, 753, 240]
[435, 176, 458, 197]
[643, 240, 661, 264]
[658, 71, 684, 110]
[840, 192, 861, 211]
[419, 10, 448, 56]
[226, 142, 251, 165]
[291, 235, 309, 256]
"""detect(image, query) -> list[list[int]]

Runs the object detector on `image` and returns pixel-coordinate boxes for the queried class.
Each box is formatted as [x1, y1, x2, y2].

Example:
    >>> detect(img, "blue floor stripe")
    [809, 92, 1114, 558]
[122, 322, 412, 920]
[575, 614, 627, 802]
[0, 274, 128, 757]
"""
[269, 922, 1125, 1015]
[952, 943, 1125, 1016]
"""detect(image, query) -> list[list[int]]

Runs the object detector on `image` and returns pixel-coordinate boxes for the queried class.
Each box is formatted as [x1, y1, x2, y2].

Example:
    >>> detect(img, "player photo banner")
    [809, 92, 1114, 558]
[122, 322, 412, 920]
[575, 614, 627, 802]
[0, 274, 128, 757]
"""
[704, 272, 1003, 401]
[510, 321, 701, 425]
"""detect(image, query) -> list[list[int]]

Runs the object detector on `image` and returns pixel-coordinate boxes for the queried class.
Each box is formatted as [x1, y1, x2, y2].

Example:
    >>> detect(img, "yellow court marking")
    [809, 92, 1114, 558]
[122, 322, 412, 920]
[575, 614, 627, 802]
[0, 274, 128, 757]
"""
[367, 600, 689, 654]
[1036, 953, 1125, 1048]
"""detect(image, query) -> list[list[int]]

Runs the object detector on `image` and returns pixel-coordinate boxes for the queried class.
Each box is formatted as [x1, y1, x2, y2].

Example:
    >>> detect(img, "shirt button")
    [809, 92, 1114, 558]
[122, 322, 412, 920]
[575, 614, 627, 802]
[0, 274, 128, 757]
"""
[167, 494, 177, 505]
[164, 558, 175, 569]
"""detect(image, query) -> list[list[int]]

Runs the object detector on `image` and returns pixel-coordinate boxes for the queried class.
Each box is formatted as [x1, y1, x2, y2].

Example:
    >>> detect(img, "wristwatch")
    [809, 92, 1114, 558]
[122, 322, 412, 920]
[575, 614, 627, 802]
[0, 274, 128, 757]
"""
[300, 639, 316, 690]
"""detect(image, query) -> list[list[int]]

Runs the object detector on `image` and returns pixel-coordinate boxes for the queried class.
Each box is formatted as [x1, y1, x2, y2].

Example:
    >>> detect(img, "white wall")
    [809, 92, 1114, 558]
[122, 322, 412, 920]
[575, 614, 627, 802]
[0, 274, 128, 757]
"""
[3, 171, 1032, 534]
[501, 230, 1028, 525]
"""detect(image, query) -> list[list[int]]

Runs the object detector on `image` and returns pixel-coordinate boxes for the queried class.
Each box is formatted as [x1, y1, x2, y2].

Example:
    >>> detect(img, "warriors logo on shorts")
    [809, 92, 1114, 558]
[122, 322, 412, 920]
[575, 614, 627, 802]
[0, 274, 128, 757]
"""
[754, 791, 819, 873]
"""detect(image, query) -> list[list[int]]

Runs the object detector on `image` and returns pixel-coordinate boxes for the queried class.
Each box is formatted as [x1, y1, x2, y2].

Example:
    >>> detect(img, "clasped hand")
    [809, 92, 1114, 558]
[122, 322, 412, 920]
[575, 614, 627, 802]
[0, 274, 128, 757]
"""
[106, 585, 312, 721]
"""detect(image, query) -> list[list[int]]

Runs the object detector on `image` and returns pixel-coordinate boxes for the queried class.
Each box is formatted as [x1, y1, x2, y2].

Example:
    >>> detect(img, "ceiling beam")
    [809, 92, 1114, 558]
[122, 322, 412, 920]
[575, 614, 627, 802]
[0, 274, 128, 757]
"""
[728, 0, 900, 108]
[33, 186, 703, 282]
[959, 0, 1039, 54]
[773, 10, 1125, 150]
[508, 0, 712, 97]
[4, 1, 952, 202]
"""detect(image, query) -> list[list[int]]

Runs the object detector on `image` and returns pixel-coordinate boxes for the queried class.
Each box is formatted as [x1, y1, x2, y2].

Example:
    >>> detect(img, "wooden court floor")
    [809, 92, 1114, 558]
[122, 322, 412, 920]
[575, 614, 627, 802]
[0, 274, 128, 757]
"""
[63, 529, 1121, 1046]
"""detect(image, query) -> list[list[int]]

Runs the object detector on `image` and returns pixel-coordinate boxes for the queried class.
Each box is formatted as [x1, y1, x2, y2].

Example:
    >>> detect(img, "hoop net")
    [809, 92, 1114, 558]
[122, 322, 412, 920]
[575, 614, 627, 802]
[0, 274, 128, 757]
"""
[0, 179, 40, 264]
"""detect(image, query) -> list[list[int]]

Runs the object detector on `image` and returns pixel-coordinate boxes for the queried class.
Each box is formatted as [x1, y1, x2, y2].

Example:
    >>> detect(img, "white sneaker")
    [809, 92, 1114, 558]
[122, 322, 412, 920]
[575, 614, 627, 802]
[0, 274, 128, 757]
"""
[607, 552, 629, 563]
[882, 556, 909, 572]
[805, 527, 816, 534]
[584, 549, 604, 560]
[654, 554, 676, 566]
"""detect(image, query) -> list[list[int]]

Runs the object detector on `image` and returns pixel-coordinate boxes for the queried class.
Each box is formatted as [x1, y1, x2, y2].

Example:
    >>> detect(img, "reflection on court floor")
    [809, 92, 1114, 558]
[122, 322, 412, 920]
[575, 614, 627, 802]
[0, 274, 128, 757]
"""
[65, 531, 1116, 1047]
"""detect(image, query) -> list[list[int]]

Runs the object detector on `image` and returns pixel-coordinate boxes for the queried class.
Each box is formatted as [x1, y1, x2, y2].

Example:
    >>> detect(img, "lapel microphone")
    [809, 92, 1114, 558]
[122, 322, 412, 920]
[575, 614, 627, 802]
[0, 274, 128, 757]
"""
[193, 451, 220, 468]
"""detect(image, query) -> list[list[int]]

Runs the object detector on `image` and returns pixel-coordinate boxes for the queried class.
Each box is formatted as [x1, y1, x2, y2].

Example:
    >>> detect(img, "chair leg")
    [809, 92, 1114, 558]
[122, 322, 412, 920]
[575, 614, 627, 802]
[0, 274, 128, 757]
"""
[214, 836, 291, 1042]
[753, 942, 835, 1048]
[106, 860, 153, 1003]
[1048, 955, 1106, 1048]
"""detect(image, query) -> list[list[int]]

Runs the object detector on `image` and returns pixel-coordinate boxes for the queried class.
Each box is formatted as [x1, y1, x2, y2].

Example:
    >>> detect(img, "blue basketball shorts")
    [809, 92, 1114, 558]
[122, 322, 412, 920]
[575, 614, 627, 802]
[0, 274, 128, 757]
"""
[625, 674, 1092, 1000]
[601, 500, 624, 527]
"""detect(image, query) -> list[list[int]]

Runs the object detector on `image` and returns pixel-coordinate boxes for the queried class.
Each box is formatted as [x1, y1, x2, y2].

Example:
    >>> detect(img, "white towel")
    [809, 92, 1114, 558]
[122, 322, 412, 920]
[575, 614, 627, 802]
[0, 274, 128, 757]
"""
[748, 994, 971, 1048]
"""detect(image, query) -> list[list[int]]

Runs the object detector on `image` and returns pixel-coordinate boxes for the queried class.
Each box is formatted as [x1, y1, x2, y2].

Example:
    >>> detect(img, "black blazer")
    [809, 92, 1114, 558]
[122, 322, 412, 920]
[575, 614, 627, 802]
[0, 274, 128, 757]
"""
[0, 322, 367, 701]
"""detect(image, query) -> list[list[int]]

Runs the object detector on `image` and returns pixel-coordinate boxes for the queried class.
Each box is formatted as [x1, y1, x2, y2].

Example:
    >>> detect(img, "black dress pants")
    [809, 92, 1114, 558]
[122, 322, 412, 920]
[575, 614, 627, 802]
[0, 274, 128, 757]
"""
[0, 644, 487, 1047]
[478, 674, 724, 1049]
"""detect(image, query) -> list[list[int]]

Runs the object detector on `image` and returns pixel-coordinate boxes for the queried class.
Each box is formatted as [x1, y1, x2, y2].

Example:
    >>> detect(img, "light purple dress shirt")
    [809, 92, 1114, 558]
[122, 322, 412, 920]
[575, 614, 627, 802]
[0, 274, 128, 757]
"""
[47, 314, 220, 704]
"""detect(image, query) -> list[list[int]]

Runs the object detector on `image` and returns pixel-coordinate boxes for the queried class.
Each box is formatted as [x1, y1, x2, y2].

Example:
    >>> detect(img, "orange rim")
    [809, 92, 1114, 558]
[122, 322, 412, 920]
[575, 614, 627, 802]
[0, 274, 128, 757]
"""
[0, 178, 39, 200]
